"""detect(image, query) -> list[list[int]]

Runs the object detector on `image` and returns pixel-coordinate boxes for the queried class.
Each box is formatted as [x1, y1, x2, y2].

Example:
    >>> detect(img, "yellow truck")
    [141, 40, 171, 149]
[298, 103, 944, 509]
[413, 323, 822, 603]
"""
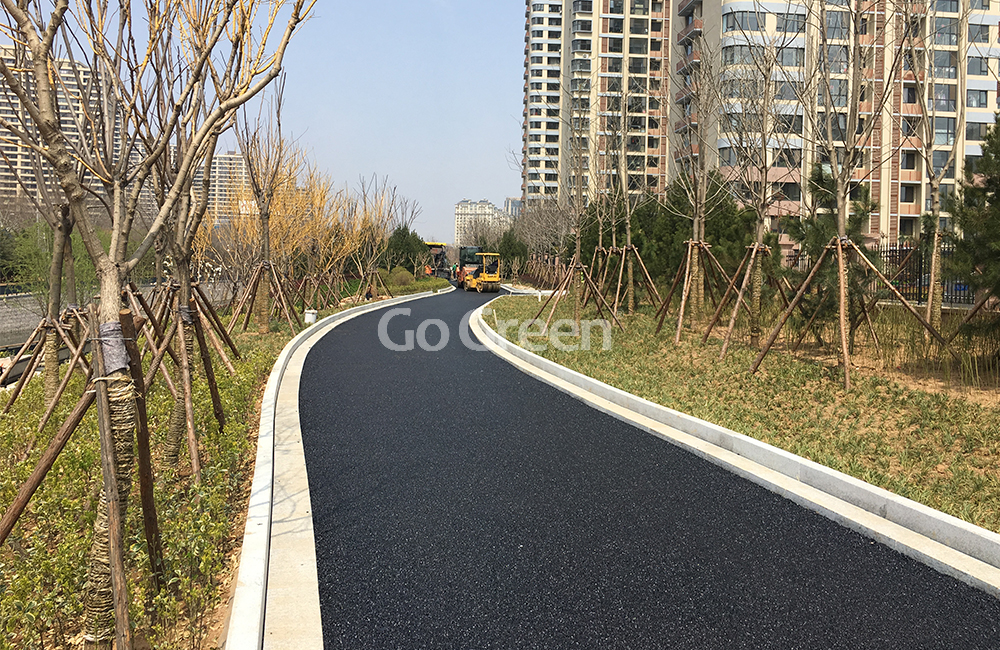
[463, 252, 501, 293]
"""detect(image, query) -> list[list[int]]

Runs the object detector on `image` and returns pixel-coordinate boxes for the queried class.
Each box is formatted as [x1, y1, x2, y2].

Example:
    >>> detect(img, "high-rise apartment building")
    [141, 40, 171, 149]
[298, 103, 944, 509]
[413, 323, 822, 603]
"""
[193, 150, 252, 223]
[522, 0, 672, 207]
[454, 199, 516, 246]
[673, 0, 1000, 248]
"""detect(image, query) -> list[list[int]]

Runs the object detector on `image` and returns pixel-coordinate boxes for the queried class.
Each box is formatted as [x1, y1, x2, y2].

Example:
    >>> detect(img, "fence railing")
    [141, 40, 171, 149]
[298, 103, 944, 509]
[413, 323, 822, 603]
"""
[784, 243, 975, 306]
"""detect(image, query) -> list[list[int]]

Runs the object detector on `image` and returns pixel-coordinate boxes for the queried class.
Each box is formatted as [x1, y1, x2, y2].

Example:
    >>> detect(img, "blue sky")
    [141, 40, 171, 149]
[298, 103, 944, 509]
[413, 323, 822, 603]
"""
[277, 1, 526, 243]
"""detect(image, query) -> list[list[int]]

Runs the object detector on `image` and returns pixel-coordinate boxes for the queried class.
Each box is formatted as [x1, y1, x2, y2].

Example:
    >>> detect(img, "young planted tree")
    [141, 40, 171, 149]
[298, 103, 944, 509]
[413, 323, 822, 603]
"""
[897, 0, 969, 334]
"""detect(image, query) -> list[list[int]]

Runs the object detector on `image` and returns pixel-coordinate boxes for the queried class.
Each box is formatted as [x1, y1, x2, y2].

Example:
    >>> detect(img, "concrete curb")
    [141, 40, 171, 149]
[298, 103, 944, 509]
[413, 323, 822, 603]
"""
[226, 290, 439, 649]
[470, 303, 1000, 598]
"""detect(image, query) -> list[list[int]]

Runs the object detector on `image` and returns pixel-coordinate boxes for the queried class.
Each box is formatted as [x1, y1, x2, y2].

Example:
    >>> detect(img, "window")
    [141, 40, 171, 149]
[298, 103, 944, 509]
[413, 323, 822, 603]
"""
[902, 116, 921, 135]
[969, 24, 990, 43]
[572, 39, 591, 51]
[778, 183, 801, 201]
[818, 112, 848, 139]
[530, 82, 543, 90]
[774, 80, 800, 101]
[572, 19, 592, 31]
[571, 78, 590, 91]
[901, 151, 916, 169]
[631, 18, 648, 33]
[826, 11, 849, 39]
[549, 17, 562, 25]
[607, 57, 622, 72]
[900, 185, 916, 203]
[629, 116, 645, 130]
[936, 0, 958, 11]
[776, 113, 803, 134]
[629, 57, 647, 74]
[932, 151, 955, 178]
[628, 96, 646, 113]
[777, 47, 805, 67]
[531, 56, 543, 63]
[934, 116, 956, 145]
[647, 137, 659, 149]
[606, 76, 622, 92]
[972, 0, 989, 8]
[718, 147, 736, 165]
[903, 85, 917, 103]
[629, 38, 648, 53]
[723, 11, 762, 32]
[547, 69, 560, 77]
[545, 173, 558, 181]
[968, 89, 989, 107]
[571, 58, 590, 72]
[573, 0, 593, 10]
[776, 13, 805, 33]
[531, 43, 544, 50]
[899, 217, 916, 237]
[773, 149, 802, 168]
[967, 155, 983, 173]
[547, 82, 560, 90]
[819, 79, 848, 107]
[532, 29, 543, 37]
[822, 45, 848, 73]
[532, 17, 546, 24]
[969, 57, 990, 76]
[723, 44, 763, 65]
[933, 51, 957, 78]
[629, 76, 646, 92]
[933, 84, 956, 111]
[935, 18, 958, 45]
[631, 0, 649, 15]
[608, 37, 623, 52]
[609, 0, 624, 13]
[967, 122, 989, 141]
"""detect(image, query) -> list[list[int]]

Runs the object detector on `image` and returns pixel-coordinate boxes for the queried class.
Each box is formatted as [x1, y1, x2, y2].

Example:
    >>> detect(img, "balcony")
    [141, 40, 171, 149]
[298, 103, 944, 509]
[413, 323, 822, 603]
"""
[674, 113, 699, 133]
[677, 19, 702, 44]
[677, 0, 700, 16]
[673, 144, 700, 161]
[676, 50, 701, 74]
[675, 83, 697, 103]
[572, 0, 593, 12]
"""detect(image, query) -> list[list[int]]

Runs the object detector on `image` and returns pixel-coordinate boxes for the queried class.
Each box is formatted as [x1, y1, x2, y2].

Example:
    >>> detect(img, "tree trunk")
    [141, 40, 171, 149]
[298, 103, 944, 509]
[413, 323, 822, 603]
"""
[925, 184, 943, 342]
[165, 256, 193, 468]
[256, 206, 271, 334]
[84, 264, 135, 649]
[44, 211, 68, 402]
[749, 221, 765, 348]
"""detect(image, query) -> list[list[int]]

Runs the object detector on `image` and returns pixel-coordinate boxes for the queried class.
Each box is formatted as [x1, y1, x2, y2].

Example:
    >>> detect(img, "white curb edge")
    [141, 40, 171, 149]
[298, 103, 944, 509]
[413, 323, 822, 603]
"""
[471, 302, 1000, 599]
[225, 289, 443, 649]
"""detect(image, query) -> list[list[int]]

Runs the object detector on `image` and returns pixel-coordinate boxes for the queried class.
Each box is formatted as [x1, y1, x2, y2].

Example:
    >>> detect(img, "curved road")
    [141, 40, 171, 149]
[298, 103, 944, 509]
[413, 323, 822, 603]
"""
[298, 289, 1000, 649]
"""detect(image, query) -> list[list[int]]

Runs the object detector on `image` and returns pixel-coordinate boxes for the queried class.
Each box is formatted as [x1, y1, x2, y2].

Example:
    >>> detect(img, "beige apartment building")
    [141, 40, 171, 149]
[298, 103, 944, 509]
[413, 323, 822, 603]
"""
[522, 0, 672, 207]
[523, 0, 1000, 248]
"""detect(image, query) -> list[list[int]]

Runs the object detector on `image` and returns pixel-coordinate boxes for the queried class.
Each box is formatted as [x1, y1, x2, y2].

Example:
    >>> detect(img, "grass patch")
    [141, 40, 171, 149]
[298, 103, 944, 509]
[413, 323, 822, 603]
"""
[488, 295, 1000, 534]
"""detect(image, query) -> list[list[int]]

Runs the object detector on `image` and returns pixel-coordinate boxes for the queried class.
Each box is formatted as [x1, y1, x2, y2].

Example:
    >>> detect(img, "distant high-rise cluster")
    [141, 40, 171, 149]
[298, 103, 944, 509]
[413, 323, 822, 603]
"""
[521, 0, 1000, 246]
[454, 198, 520, 246]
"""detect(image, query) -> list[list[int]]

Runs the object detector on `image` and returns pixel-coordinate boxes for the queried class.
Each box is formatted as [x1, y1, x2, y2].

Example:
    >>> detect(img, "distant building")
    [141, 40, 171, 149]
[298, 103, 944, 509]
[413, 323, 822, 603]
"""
[504, 198, 523, 219]
[454, 199, 514, 246]
[193, 150, 251, 223]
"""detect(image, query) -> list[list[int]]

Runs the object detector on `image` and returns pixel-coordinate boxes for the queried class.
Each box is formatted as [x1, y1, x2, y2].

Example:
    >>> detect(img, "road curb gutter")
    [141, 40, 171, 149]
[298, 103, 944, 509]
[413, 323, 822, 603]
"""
[471, 303, 1000, 599]
[225, 290, 440, 649]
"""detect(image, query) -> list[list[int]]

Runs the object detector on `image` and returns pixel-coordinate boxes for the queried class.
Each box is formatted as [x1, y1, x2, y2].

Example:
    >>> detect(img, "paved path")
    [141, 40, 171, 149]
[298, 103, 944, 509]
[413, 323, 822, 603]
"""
[298, 289, 1000, 649]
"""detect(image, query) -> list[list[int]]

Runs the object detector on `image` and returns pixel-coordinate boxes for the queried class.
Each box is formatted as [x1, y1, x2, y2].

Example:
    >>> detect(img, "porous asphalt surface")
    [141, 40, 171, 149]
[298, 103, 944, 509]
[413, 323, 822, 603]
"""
[298, 288, 1000, 649]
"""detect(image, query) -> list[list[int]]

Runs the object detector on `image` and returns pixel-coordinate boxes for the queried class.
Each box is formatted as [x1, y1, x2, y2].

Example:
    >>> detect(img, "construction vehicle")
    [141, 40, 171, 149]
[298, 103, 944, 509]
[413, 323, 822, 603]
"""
[455, 246, 482, 284]
[463, 252, 501, 292]
[424, 242, 450, 278]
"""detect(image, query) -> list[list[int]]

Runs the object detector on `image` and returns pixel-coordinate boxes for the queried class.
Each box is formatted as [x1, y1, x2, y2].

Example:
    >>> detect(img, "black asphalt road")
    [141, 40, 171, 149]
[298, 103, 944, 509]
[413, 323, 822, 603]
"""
[299, 289, 1000, 649]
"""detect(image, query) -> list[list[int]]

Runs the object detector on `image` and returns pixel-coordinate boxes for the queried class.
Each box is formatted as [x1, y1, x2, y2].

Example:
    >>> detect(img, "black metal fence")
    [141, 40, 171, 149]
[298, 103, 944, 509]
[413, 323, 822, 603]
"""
[785, 244, 975, 306]
[873, 243, 974, 306]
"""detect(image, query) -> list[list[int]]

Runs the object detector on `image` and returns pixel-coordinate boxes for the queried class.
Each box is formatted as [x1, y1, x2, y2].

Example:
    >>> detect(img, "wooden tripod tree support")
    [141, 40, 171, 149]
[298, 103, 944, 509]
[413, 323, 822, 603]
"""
[352, 267, 394, 304]
[532, 254, 624, 333]
[750, 238, 960, 389]
[653, 241, 743, 341]
[228, 261, 302, 336]
[2, 311, 95, 418]
[120, 310, 165, 594]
